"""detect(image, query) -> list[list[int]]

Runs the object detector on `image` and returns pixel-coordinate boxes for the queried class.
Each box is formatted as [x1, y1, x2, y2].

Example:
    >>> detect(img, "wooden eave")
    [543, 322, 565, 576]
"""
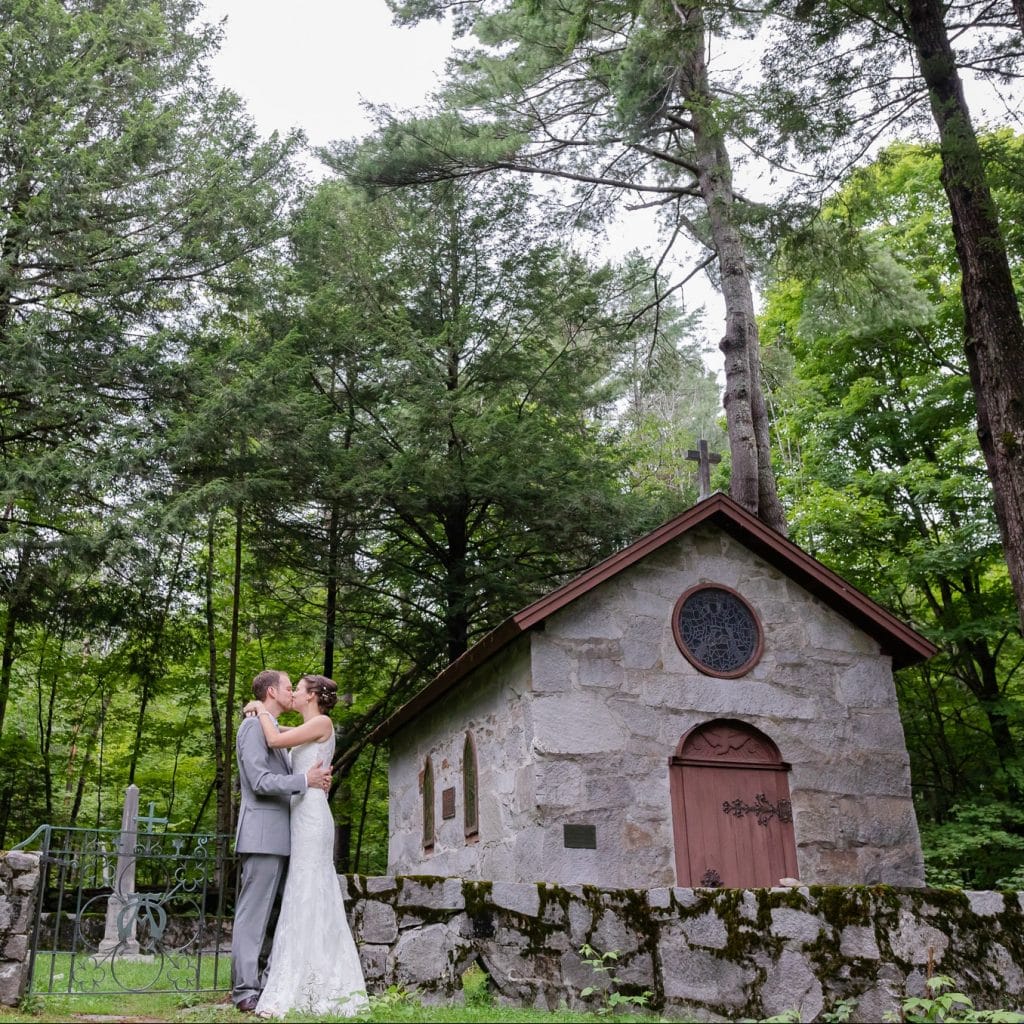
[371, 492, 938, 742]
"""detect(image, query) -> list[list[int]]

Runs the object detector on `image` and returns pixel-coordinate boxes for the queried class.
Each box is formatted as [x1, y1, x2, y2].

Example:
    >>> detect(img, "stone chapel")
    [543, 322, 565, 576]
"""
[373, 492, 936, 889]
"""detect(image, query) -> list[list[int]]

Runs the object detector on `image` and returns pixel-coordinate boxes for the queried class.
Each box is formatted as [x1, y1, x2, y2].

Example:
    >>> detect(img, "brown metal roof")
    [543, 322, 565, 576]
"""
[371, 492, 938, 741]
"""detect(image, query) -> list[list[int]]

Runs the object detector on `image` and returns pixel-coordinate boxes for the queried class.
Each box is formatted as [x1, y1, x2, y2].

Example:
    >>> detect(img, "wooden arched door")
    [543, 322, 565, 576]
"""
[670, 719, 799, 887]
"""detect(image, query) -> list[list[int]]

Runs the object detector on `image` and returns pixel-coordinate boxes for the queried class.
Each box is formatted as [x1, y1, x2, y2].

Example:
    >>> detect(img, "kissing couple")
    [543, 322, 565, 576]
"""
[231, 669, 367, 1017]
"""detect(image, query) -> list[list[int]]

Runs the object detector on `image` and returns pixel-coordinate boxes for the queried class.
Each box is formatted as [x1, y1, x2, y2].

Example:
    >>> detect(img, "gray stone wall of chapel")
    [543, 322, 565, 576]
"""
[522, 527, 923, 887]
[387, 523, 924, 887]
[387, 638, 536, 878]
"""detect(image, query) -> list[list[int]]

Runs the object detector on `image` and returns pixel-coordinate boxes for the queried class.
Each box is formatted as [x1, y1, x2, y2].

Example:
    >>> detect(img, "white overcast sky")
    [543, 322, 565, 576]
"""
[201, 0, 456, 155]
[196, 0, 1023, 375]
[198, 0, 702, 323]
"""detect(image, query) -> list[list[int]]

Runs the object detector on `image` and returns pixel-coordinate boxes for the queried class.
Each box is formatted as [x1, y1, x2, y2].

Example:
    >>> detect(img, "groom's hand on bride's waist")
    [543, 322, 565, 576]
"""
[305, 759, 332, 792]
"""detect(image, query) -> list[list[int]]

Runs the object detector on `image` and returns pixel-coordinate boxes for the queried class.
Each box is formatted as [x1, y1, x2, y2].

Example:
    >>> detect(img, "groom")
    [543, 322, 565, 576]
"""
[231, 668, 332, 1013]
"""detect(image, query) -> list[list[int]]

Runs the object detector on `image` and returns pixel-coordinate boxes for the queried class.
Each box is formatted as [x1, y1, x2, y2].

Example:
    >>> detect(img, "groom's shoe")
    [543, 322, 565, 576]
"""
[235, 996, 259, 1013]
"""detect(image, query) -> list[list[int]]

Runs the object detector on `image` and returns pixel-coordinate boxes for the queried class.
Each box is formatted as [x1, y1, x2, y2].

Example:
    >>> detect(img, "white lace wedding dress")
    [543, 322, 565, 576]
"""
[255, 735, 368, 1018]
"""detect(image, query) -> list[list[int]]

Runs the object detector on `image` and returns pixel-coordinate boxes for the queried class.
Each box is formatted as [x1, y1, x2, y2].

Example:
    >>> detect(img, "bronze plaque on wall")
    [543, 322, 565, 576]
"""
[441, 786, 456, 820]
[563, 823, 596, 849]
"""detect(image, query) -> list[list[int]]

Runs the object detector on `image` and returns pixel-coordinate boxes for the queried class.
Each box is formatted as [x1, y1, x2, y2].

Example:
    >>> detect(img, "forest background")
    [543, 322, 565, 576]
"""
[2, 0, 1023, 890]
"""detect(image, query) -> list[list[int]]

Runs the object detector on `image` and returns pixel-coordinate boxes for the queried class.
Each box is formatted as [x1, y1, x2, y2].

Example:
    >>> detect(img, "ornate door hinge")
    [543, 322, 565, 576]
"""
[722, 793, 793, 827]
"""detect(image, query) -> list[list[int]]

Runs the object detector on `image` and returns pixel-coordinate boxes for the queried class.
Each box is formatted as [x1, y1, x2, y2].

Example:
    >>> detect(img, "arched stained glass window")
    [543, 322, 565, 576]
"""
[422, 756, 435, 851]
[463, 732, 479, 840]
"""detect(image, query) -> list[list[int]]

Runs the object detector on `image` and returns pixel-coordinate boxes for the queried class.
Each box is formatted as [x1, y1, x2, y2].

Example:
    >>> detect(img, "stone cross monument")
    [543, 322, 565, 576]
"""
[98, 783, 140, 955]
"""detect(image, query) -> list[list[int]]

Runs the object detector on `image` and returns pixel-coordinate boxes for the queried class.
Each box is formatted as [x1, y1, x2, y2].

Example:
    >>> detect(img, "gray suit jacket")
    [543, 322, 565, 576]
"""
[234, 716, 307, 856]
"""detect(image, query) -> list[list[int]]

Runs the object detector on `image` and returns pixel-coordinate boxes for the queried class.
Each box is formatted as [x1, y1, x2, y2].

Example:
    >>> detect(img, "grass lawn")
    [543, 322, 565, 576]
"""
[7, 953, 1023, 1023]
[3, 993, 678, 1024]
[6, 955, 679, 1023]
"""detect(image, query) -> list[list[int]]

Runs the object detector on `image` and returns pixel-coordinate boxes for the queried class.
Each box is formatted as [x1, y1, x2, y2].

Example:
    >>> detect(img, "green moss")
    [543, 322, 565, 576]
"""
[535, 881, 570, 926]
[462, 878, 494, 917]
[805, 885, 872, 928]
[352, 878, 1024, 1017]
[403, 874, 447, 887]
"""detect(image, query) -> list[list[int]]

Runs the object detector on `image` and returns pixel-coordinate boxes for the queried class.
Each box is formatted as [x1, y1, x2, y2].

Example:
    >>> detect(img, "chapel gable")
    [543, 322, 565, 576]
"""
[376, 493, 935, 888]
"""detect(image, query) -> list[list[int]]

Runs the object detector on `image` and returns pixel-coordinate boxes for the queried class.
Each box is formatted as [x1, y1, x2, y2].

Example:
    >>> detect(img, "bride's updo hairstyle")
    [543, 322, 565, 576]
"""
[302, 674, 339, 715]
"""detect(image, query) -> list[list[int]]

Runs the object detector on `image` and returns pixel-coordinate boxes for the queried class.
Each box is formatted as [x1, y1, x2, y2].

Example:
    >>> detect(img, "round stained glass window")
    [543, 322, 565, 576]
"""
[672, 584, 763, 678]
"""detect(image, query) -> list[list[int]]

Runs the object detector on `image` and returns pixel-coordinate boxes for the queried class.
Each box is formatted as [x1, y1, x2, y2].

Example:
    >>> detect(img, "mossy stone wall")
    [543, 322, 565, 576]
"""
[0, 851, 40, 1006]
[4, 852, 1022, 1021]
[342, 874, 1024, 1022]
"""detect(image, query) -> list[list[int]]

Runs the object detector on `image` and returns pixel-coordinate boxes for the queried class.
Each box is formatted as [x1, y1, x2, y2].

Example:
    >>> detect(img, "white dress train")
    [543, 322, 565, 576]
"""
[256, 735, 368, 1018]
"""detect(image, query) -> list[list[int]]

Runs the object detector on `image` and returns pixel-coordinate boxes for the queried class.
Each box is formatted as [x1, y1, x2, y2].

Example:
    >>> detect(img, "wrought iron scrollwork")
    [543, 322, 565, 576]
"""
[15, 823, 233, 998]
[722, 793, 793, 827]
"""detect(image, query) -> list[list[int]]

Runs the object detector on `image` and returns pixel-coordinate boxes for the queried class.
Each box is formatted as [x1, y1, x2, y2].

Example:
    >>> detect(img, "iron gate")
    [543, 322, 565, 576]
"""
[14, 824, 236, 997]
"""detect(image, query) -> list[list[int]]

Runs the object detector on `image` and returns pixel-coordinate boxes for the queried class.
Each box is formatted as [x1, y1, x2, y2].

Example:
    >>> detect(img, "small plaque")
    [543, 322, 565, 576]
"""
[441, 787, 456, 820]
[563, 823, 596, 849]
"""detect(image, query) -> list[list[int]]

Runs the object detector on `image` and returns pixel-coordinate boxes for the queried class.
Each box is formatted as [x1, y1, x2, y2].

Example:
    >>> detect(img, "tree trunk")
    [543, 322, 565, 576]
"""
[353, 742, 381, 875]
[128, 536, 185, 785]
[907, 0, 1024, 629]
[0, 597, 18, 741]
[443, 503, 471, 662]
[960, 639, 1020, 793]
[68, 686, 111, 828]
[204, 514, 226, 836]
[34, 622, 63, 820]
[222, 502, 243, 838]
[675, 3, 787, 535]
[168, 692, 200, 822]
[333, 767, 353, 872]
[1012, 0, 1024, 36]
[0, 786, 11, 850]
[324, 501, 341, 678]
[0, 546, 31, 737]
[442, 246, 474, 658]
[128, 675, 152, 788]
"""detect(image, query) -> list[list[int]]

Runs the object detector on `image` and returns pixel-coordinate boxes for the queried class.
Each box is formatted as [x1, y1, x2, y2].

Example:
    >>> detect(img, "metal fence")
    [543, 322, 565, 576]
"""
[13, 824, 237, 997]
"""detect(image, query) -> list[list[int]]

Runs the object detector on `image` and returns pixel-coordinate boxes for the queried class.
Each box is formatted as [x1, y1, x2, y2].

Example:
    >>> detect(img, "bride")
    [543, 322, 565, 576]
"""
[243, 674, 368, 1018]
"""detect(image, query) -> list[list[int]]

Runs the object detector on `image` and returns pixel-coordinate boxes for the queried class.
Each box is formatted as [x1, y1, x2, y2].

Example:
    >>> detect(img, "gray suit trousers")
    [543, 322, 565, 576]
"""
[231, 852, 287, 1005]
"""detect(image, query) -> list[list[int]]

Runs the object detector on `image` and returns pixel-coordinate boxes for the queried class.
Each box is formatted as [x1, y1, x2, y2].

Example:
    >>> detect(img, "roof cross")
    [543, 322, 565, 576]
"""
[686, 439, 722, 500]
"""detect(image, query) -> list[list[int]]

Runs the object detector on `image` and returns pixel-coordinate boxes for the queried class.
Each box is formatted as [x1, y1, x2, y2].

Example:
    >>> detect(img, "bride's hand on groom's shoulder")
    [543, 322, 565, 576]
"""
[242, 700, 261, 717]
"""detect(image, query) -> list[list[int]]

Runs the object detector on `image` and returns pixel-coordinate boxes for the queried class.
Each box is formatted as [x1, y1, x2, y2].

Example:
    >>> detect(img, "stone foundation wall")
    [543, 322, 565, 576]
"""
[4, 852, 1023, 1021]
[0, 851, 40, 1006]
[388, 528, 925, 889]
[342, 874, 1024, 1022]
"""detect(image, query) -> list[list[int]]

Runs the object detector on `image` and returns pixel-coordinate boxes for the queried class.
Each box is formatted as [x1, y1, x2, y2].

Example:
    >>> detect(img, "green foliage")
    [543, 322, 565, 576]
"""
[763, 135, 1024, 886]
[369, 983, 422, 1013]
[461, 963, 493, 1008]
[919, 802, 1024, 889]
[822, 998, 857, 1023]
[0, 0, 302, 840]
[578, 943, 653, 1015]
[886, 975, 1024, 1023]
[0, 115, 714, 852]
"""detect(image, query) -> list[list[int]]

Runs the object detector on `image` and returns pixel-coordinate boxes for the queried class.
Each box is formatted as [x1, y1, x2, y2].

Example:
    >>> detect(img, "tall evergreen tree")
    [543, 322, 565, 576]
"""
[333, 0, 787, 532]
[277, 174, 680, 676]
[0, 0, 301, 737]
